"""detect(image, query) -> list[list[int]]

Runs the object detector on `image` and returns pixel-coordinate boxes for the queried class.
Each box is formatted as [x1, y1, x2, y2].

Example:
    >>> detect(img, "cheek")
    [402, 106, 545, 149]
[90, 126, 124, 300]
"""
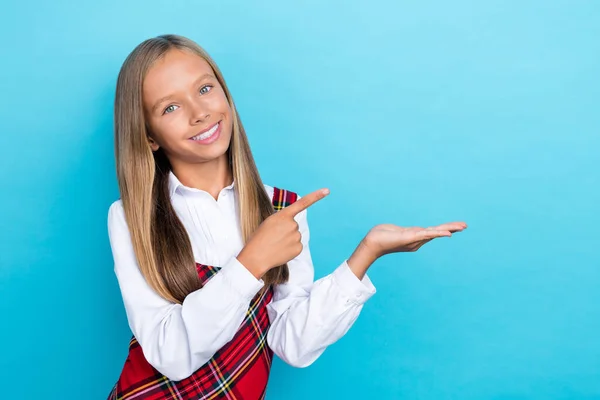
[221, 107, 234, 137]
[213, 88, 232, 118]
[211, 98, 233, 138]
[148, 117, 185, 146]
[145, 120, 163, 143]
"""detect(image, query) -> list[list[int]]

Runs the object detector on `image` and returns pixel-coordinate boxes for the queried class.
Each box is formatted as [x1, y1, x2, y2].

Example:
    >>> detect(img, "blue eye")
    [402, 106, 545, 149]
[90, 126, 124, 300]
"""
[163, 104, 179, 114]
[200, 85, 213, 95]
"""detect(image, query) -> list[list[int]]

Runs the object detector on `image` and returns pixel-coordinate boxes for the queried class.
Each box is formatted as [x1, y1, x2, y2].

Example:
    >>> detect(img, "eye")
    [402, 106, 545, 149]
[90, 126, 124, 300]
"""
[199, 85, 213, 95]
[163, 104, 179, 115]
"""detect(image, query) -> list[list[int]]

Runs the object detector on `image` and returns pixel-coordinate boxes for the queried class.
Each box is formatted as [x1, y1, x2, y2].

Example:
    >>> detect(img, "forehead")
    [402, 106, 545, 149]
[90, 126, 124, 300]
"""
[143, 49, 213, 100]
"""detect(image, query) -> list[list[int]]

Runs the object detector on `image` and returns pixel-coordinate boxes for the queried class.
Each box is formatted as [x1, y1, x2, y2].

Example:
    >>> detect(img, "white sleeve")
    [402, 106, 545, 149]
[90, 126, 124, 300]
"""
[108, 201, 263, 381]
[266, 202, 376, 367]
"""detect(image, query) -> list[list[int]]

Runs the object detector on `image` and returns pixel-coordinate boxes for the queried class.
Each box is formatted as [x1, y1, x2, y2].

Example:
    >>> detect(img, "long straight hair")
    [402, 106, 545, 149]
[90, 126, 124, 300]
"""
[114, 34, 288, 304]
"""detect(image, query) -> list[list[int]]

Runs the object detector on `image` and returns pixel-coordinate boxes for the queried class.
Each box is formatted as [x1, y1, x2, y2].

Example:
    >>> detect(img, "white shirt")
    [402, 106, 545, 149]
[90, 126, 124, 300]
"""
[107, 172, 376, 381]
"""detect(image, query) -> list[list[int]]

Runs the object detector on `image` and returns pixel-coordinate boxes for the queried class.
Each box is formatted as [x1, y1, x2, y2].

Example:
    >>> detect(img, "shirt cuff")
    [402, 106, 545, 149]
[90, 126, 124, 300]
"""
[220, 257, 265, 301]
[332, 260, 377, 305]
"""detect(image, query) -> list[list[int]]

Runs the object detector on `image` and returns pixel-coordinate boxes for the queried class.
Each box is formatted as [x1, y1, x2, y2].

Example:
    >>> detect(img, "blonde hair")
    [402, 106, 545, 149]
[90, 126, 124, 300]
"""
[114, 34, 288, 303]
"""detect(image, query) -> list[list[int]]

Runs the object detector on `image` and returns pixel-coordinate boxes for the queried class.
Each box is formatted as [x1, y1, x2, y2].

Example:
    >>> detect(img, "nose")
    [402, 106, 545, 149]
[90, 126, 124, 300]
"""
[189, 100, 210, 124]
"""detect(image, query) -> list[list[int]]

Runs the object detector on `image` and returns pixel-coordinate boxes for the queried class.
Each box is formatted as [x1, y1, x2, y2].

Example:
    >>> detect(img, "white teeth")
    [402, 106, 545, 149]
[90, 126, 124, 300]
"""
[192, 123, 219, 141]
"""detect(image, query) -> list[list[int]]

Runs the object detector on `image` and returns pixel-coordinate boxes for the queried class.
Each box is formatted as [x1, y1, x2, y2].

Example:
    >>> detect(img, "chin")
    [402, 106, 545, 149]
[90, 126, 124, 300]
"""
[200, 142, 231, 163]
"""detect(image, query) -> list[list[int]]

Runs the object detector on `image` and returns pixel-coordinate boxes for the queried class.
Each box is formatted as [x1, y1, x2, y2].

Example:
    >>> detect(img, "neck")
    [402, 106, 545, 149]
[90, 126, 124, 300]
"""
[170, 154, 233, 200]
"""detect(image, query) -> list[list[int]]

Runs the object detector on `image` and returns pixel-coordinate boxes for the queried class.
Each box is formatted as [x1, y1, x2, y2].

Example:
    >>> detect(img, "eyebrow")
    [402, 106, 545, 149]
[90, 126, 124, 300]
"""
[151, 73, 216, 113]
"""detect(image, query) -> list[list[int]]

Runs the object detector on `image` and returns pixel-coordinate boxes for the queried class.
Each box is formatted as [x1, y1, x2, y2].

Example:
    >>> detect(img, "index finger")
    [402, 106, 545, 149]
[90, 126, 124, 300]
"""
[280, 188, 330, 217]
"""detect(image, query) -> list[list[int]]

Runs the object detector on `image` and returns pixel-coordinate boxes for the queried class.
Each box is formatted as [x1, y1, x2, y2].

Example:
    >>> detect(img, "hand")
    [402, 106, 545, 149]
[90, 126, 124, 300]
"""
[348, 222, 467, 279]
[363, 222, 467, 257]
[237, 188, 330, 278]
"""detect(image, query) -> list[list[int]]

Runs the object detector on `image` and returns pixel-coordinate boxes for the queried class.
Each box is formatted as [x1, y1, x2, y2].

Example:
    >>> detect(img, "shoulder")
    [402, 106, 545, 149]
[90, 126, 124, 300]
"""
[107, 199, 128, 234]
[107, 199, 124, 220]
[262, 184, 308, 228]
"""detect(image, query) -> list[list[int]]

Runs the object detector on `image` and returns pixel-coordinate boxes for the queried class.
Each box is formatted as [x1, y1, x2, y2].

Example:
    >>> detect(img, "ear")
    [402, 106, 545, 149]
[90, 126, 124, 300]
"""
[147, 136, 160, 152]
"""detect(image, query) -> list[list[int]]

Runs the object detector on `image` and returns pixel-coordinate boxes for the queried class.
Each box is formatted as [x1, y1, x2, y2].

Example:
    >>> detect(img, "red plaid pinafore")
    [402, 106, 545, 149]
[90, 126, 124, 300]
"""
[108, 187, 298, 400]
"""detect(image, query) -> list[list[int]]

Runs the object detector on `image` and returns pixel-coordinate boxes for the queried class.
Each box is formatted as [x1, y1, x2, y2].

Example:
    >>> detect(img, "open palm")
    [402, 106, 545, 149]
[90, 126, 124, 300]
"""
[363, 222, 467, 257]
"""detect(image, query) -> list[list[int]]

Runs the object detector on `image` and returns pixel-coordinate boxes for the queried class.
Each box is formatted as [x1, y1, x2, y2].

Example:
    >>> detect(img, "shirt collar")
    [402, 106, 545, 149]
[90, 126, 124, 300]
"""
[168, 171, 235, 198]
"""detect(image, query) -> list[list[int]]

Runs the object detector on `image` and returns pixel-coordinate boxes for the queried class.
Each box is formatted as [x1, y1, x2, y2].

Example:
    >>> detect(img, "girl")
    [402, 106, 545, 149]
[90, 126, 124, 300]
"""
[107, 34, 466, 400]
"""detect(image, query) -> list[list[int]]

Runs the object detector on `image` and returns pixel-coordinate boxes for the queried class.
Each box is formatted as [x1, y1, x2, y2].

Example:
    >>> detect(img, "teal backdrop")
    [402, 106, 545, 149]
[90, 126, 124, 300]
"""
[1, 1, 599, 399]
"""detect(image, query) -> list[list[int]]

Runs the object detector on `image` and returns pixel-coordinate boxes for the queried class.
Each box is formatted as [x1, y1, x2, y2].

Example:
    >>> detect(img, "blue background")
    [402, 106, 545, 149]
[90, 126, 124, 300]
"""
[1, 1, 599, 399]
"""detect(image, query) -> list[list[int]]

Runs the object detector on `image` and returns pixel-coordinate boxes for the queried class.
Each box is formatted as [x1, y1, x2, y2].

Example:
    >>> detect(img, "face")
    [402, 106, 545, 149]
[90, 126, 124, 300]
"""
[142, 49, 233, 167]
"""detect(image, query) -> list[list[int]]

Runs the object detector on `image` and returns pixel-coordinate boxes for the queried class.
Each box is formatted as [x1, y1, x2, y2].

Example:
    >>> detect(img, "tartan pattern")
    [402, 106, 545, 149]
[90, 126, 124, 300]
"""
[108, 187, 297, 400]
[271, 187, 298, 211]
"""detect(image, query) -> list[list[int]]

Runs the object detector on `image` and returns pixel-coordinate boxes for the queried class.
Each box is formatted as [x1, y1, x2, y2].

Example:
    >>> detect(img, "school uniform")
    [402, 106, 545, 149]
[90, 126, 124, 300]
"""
[107, 172, 376, 399]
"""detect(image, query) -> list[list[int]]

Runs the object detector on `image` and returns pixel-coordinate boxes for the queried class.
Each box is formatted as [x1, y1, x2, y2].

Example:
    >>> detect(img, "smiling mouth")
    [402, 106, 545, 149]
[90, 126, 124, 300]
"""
[190, 121, 220, 141]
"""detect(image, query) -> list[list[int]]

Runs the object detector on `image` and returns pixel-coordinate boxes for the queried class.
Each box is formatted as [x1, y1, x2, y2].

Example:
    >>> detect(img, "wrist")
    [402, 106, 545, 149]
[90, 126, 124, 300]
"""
[237, 249, 268, 279]
[347, 240, 379, 280]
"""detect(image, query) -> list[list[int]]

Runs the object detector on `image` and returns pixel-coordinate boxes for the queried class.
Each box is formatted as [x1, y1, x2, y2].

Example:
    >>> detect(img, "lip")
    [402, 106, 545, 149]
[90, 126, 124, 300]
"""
[189, 121, 220, 140]
[189, 121, 222, 145]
